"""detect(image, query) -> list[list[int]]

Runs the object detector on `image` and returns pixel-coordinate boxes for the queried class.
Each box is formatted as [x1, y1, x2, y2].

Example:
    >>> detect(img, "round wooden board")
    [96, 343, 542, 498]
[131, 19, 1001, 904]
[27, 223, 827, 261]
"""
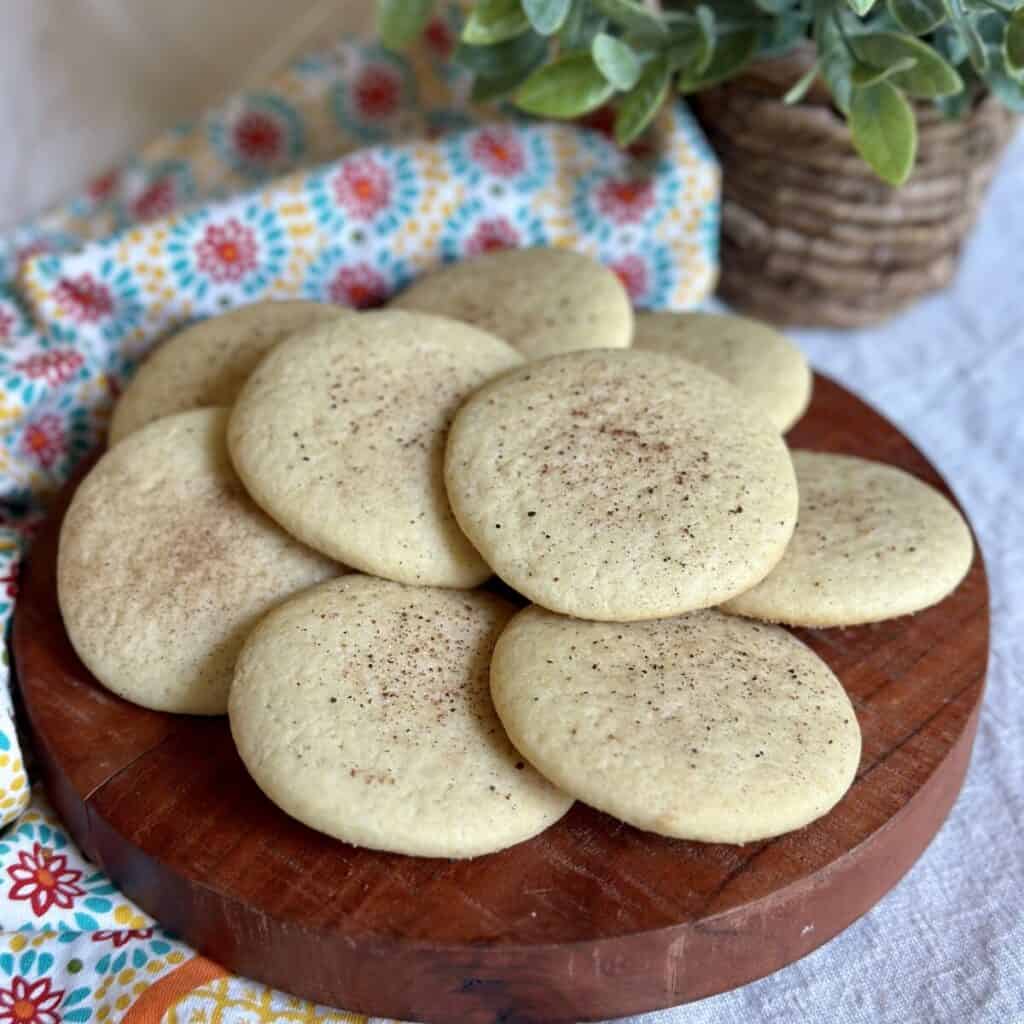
[13, 374, 989, 1024]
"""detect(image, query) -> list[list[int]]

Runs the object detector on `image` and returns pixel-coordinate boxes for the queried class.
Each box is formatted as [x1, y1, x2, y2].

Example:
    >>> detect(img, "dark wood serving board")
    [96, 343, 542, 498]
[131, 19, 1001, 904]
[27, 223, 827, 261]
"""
[12, 374, 989, 1024]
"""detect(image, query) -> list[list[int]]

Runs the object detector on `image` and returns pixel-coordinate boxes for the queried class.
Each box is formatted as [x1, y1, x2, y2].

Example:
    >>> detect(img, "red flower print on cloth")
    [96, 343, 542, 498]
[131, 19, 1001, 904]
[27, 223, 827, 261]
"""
[92, 927, 154, 948]
[0, 977, 64, 1024]
[470, 128, 526, 177]
[14, 350, 84, 387]
[87, 169, 119, 202]
[1, 565, 19, 600]
[611, 254, 648, 302]
[353, 65, 402, 119]
[424, 17, 455, 58]
[626, 136, 656, 161]
[195, 218, 259, 284]
[466, 218, 519, 257]
[328, 264, 388, 309]
[579, 106, 655, 158]
[132, 178, 177, 221]
[0, 307, 13, 342]
[580, 106, 616, 140]
[53, 274, 113, 323]
[595, 178, 656, 225]
[234, 111, 284, 164]
[333, 157, 392, 220]
[7, 843, 84, 916]
[16, 242, 52, 268]
[19, 416, 67, 471]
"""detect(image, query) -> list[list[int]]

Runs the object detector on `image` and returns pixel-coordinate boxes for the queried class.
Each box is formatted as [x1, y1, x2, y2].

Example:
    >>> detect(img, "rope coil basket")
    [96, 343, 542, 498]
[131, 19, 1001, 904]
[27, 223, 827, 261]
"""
[692, 49, 1018, 328]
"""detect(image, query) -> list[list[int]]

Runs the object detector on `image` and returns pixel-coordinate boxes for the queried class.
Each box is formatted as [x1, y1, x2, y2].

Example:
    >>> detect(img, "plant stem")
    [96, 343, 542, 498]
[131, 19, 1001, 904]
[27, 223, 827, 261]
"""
[833, 7, 862, 63]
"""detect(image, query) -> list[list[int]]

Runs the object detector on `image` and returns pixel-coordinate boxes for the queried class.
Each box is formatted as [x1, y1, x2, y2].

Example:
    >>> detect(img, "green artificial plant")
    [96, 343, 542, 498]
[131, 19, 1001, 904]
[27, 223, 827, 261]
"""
[377, 0, 1024, 185]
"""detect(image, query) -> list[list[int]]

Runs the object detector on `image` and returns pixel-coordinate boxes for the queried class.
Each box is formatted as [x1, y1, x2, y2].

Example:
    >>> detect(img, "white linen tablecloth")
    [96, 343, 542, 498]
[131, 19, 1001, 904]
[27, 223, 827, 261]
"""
[626, 130, 1024, 1024]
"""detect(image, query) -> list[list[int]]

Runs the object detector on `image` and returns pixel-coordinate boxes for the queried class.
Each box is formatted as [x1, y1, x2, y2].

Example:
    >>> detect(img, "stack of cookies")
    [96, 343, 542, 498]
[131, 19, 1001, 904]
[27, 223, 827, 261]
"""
[57, 248, 974, 858]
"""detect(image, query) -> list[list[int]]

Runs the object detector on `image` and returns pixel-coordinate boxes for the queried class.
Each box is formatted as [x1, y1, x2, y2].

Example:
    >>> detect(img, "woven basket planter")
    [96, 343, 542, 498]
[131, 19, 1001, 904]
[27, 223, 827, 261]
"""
[691, 49, 1018, 328]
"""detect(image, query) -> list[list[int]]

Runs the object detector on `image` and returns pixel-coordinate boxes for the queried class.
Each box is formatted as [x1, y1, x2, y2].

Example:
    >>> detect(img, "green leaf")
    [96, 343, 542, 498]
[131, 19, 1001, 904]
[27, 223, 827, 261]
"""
[847, 0, 879, 13]
[888, 0, 947, 34]
[933, 22, 969, 64]
[471, 68, 534, 101]
[522, 0, 573, 35]
[460, 29, 548, 100]
[759, 11, 813, 57]
[515, 51, 616, 116]
[963, 0, 1022, 11]
[854, 31, 964, 95]
[592, 0, 668, 37]
[678, 29, 759, 91]
[964, 19, 990, 69]
[849, 80, 917, 184]
[696, 4, 716, 42]
[987, 62, 1024, 108]
[663, 7, 713, 73]
[783, 62, 822, 103]
[463, 0, 530, 45]
[665, 36, 706, 73]
[816, 11, 855, 112]
[753, 0, 796, 12]
[981, 40, 1024, 107]
[559, 0, 607, 47]
[615, 55, 671, 144]
[851, 55, 917, 85]
[1005, 9, 1024, 76]
[592, 33, 642, 89]
[974, 8, 1008, 42]
[377, 0, 436, 50]
[943, 0, 990, 69]
[935, 88, 974, 116]
[455, 30, 548, 78]
[676, 0, 763, 17]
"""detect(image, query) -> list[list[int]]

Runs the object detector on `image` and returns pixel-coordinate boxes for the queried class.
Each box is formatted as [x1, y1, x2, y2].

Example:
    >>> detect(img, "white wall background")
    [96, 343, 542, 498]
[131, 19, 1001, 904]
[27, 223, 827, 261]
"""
[0, 0, 376, 230]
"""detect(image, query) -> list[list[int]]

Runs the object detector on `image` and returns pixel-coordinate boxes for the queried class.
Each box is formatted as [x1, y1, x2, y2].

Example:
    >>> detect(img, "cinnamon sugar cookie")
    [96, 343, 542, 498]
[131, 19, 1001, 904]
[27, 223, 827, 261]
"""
[59, 408, 339, 714]
[722, 451, 974, 626]
[230, 577, 572, 856]
[445, 349, 798, 620]
[228, 311, 522, 587]
[109, 300, 345, 444]
[634, 311, 811, 432]
[392, 247, 632, 359]
[490, 605, 861, 843]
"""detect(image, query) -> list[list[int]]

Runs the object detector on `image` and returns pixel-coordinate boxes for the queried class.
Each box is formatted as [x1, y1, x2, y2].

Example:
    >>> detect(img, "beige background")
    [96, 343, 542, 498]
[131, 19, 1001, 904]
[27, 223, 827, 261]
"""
[0, 0, 375, 231]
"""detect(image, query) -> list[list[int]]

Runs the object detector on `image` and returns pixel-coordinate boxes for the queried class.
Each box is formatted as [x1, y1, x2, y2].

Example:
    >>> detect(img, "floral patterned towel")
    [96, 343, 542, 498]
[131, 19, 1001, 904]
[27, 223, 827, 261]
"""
[0, 12, 718, 1022]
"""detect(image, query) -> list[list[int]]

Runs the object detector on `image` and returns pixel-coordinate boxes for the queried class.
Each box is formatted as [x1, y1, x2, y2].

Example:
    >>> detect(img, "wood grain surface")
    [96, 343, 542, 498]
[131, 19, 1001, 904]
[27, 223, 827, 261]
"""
[12, 374, 989, 1024]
